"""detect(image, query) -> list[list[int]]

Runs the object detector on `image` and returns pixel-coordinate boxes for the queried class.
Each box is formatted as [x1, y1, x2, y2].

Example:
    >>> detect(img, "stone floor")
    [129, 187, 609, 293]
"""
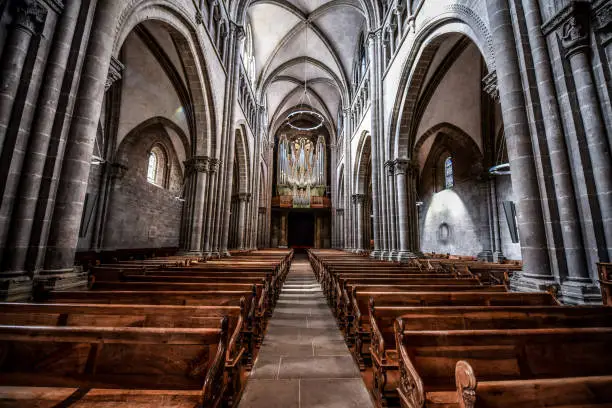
[237, 255, 375, 408]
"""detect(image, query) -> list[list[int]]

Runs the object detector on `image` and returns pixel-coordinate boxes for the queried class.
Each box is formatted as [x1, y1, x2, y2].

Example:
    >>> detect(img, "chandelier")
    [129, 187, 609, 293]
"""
[285, 21, 325, 132]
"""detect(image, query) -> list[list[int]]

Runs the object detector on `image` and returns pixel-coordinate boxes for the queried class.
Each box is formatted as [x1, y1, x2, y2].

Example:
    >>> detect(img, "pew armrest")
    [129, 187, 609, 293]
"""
[396, 340, 425, 408]
[369, 309, 385, 365]
[201, 318, 229, 408]
[455, 361, 476, 408]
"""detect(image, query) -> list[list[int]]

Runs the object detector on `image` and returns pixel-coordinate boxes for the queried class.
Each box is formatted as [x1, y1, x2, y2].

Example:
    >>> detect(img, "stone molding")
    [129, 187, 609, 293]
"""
[384, 159, 395, 175]
[336, 208, 344, 215]
[352, 193, 366, 204]
[238, 192, 251, 202]
[482, 71, 499, 101]
[393, 158, 417, 175]
[258, 206, 266, 214]
[208, 158, 220, 174]
[12, 0, 46, 34]
[106, 56, 125, 91]
[542, 1, 592, 57]
[184, 156, 209, 175]
[593, 1, 612, 31]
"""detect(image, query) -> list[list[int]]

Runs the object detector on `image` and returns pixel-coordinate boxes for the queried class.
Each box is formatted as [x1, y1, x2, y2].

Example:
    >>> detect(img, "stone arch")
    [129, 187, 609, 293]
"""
[234, 124, 251, 194]
[259, 162, 267, 207]
[112, 1, 218, 158]
[337, 164, 345, 205]
[354, 131, 372, 194]
[388, 9, 495, 159]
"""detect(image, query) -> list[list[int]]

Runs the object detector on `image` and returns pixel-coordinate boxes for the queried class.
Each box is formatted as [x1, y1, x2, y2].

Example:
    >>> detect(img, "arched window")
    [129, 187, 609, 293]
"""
[147, 145, 169, 188]
[147, 151, 158, 184]
[444, 156, 454, 189]
[243, 23, 256, 84]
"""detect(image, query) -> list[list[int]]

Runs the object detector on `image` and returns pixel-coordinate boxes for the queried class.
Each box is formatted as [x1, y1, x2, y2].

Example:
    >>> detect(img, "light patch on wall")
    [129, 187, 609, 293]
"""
[421, 189, 481, 255]
[174, 106, 184, 120]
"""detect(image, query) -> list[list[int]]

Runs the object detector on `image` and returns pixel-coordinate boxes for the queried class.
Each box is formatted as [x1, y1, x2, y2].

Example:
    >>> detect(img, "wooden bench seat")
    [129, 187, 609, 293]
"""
[455, 363, 612, 408]
[349, 291, 557, 369]
[396, 327, 612, 408]
[368, 305, 612, 406]
[0, 323, 229, 407]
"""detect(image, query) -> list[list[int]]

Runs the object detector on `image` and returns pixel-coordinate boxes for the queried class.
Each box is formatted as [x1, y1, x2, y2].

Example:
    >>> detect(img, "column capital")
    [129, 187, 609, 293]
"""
[352, 193, 366, 204]
[238, 192, 252, 202]
[594, 2, 612, 32]
[384, 159, 395, 175]
[482, 70, 499, 101]
[393, 158, 417, 175]
[12, 0, 46, 34]
[230, 21, 246, 40]
[106, 56, 125, 91]
[185, 155, 209, 175]
[208, 158, 220, 174]
[542, 1, 591, 58]
[367, 28, 382, 43]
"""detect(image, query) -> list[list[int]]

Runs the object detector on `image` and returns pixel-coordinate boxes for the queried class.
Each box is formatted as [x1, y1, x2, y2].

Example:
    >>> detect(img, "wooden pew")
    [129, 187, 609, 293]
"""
[368, 305, 612, 406]
[395, 327, 612, 408]
[0, 321, 230, 407]
[349, 291, 557, 369]
[455, 361, 612, 408]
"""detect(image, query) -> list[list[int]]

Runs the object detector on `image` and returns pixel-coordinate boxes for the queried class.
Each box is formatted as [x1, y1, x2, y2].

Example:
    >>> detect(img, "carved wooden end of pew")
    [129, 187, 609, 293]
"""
[598, 262, 612, 306]
[395, 318, 425, 408]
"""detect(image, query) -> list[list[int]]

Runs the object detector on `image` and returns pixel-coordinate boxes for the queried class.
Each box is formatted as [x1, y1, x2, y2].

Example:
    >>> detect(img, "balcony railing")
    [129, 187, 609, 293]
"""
[271, 196, 331, 209]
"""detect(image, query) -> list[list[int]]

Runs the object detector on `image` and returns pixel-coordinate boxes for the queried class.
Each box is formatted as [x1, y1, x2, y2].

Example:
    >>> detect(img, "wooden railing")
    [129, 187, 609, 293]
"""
[271, 196, 331, 209]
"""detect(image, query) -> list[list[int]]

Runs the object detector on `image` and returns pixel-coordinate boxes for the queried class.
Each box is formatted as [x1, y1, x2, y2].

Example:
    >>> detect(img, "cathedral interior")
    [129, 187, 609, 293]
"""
[0, 0, 611, 406]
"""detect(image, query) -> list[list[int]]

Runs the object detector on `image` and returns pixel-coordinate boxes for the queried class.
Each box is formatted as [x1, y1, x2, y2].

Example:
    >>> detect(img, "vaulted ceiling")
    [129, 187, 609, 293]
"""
[247, 0, 367, 131]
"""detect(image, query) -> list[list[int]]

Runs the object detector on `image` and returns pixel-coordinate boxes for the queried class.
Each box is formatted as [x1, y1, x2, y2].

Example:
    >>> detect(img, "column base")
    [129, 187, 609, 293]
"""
[204, 251, 220, 259]
[397, 251, 418, 263]
[370, 250, 382, 259]
[492, 251, 505, 263]
[221, 251, 231, 257]
[34, 267, 89, 297]
[559, 280, 602, 305]
[509, 273, 559, 295]
[387, 250, 399, 262]
[177, 250, 204, 257]
[0, 273, 33, 301]
[477, 250, 493, 262]
[381, 250, 391, 260]
[278, 245, 288, 249]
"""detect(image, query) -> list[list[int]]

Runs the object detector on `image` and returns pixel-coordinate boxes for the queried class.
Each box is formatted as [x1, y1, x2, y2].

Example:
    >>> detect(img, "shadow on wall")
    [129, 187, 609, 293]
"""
[420, 187, 482, 255]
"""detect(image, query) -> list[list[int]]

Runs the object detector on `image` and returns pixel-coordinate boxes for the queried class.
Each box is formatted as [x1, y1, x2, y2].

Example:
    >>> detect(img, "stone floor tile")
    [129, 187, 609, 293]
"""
[238, 379, 299, 408]
[278, 356, 361, 379]
[312, 340, 351, 356]
[250, 356, 281, 379]
[300, 379, 375, 408]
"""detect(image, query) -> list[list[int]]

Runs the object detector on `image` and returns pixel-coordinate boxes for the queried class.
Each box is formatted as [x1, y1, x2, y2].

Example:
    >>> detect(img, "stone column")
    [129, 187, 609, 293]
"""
[353, 194, 366, 252]
[395, 159, 416, 260]
[1, 0, 78, 286]
[385, 160, 398, 260]
[555, 3, 612, 263]
[342, 108, 353, 251]
[279, 211, 288, 248]
[41, 1, 123, 288]
[236, 193, 250, 250]
[0, 0, 46, 160]
[337, 209, 344, 247]
[487, 0, 554, 289]
[203, 158, 219, 256]
[367, 31, 383, 258]
[184, 156, 209, 254]
[527, 0, 600, 303]
[488, 178, 504, 262]
[258, 207, 266, 248]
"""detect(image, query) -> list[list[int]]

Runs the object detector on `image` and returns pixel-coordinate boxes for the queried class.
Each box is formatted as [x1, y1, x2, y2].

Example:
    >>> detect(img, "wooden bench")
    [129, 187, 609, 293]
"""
[598, 262, 612, 306]
[368, 305, 612, 406]
[0, 321, 230, 407]
[395, 327, 612, 408]
[349, 291, 557, 369]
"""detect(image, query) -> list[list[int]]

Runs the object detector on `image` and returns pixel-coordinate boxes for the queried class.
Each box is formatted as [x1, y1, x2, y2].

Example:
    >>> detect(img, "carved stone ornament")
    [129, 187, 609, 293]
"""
[105, 56, 126, 91]
[594, 2, 612, 32]
[238, 192, 252, 202]
[384, 160, 395, 175]
[208, 158, 220, 174]
[393, 158, 416, 176]
[542, 2, 591, 58]
[352, 193, 366, 204]
[12, 0, 46, 34]
[482, 70, 499, 101]
[186, 156, 209, 174]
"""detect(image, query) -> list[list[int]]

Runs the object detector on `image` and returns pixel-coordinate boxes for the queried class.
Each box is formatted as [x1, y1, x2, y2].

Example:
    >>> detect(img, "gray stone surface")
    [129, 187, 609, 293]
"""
[237, 256, 374, 408]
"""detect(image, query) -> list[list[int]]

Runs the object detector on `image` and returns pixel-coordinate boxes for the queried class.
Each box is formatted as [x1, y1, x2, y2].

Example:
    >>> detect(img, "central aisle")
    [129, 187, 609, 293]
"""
[238, 255, 375, 408]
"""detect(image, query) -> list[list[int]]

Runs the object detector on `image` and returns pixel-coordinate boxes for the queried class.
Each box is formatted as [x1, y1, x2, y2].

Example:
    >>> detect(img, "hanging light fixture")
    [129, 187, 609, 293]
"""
[285, 21, 325, 132]
[488, 131, 511, 176]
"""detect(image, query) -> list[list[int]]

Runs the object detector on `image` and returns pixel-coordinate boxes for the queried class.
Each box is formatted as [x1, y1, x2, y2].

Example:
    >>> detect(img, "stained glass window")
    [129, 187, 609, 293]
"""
[444, 156, 453, 189]
[147, 151, 158, 184]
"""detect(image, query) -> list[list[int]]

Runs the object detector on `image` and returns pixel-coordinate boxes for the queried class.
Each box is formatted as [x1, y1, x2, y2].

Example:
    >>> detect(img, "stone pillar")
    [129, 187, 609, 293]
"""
[526, 0, 600, 303]
[0, 0, 46, 160]
[1, 0, 78, 288]
[279, 212, 288, 248]
[258, 207, 266, 248]
[342, 108, 353, 251]
[367, 31, 383, 258]
[236, 193, 250, 250]
[487, 0, 554, 289]
[353, 194, 366, 252]
[40, 1, 123, 289]
[385, 160, 398, 260]
[336, 209, 344, 248]
[488, 178, 505, 262]
[556, 3, 612, 263]
[394, 159, 416, 261]
[184, 156, 209, 254]
[203, 158, 219, 256]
